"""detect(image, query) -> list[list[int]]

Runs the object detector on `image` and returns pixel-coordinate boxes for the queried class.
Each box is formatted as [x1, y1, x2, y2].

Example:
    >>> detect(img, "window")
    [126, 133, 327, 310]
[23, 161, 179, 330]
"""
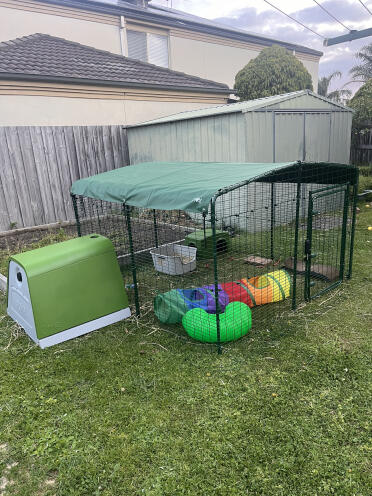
[127, 29, 169, 68]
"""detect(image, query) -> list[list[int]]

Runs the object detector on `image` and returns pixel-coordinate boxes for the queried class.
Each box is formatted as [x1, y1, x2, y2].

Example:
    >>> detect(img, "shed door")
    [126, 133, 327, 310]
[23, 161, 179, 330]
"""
[274, 112, 332, 162]
[274, 112, 304, 161]
[304, 112, 331, 161]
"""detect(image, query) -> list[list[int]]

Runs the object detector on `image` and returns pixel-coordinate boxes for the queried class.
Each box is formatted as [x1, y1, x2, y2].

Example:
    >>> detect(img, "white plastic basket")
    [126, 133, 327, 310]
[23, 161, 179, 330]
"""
[150, 244, 197, 275]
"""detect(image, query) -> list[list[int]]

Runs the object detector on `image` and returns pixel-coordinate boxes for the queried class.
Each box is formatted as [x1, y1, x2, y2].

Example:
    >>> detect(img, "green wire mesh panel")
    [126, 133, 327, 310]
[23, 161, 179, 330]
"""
[71, 162, 358, 352]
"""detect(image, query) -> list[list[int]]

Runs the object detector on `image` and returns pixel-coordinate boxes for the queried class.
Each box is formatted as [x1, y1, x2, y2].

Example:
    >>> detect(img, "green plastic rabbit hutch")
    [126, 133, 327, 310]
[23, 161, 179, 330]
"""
[70, 161, 358, 353]
[7, 235, 130, 348]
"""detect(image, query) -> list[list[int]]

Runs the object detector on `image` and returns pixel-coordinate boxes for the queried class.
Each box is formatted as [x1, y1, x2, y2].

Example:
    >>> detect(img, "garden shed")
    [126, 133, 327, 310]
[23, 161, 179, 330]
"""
[71, 160, 358, 353]
[127, 90, 353, 165]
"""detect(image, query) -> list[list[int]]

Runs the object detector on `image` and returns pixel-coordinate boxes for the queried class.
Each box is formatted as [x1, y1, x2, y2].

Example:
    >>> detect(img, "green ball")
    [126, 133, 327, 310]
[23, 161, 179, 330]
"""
[182, 302, 252, 343]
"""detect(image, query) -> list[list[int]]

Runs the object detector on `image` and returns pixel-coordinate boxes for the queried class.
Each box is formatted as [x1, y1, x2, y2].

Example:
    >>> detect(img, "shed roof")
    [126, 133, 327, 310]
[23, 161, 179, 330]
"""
[70, 161, 357, 213]
[0, 34, 230, 94]
[128, 90, 353, 128]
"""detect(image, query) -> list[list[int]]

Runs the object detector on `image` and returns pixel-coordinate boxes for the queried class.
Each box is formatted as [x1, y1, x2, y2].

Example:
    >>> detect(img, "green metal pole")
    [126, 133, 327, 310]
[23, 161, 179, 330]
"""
[71, 194, 81, 237]
[124, 204, 140, 317]
[202, 212, 207, 248]
[347, 175, 359, 279]
[339, 184, 350, 280]
[96, 203, 102, 233]
[304, 194, 314, 302]
[153, 209, 159, 248]
[291, 164, 302, 310]
[270, 183, 275, 260]
[210, 201, 222, 355]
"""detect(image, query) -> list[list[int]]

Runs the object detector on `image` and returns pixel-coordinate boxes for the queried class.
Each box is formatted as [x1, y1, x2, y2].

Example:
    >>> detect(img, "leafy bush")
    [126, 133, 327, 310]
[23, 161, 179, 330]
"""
[234, 45, 313, 101]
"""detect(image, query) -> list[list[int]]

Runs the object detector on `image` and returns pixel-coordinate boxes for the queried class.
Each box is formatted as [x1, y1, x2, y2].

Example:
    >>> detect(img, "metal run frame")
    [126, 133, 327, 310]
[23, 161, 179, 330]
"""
[205, 165, 358, 354]
[70, 162, 359, 354]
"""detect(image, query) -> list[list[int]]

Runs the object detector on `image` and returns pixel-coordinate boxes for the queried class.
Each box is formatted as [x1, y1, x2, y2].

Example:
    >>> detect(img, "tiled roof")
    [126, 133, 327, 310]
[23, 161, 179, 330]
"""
[0, 34, 231, 93]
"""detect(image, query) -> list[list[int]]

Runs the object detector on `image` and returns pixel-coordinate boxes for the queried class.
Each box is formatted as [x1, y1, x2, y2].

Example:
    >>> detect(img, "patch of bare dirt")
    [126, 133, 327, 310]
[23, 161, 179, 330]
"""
[0, 225, 77, 252]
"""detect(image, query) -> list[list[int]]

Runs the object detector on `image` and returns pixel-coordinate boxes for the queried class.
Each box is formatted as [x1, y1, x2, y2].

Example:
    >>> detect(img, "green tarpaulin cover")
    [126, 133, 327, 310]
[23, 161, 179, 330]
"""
[71, 161, 356, 213]
[71, 161, 298, 213]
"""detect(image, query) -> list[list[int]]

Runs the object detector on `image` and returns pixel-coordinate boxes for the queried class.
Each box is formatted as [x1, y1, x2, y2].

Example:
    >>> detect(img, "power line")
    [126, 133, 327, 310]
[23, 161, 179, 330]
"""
[312, 1, 352, 31]
[262, 0, 324, 39]
[357, 0, 372, 16]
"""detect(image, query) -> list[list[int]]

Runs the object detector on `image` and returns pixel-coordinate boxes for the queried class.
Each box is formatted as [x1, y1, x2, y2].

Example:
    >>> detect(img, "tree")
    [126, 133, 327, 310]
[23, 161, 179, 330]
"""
[317, 71, 352, 103]
[234, 45, 313, 101]
[349, 79, 372, 127]
[349, 43, 372, 82]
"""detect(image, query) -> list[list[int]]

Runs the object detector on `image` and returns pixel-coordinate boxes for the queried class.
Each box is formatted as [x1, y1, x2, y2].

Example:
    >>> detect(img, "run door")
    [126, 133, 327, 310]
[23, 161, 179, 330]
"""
[304, 184, 350, 300]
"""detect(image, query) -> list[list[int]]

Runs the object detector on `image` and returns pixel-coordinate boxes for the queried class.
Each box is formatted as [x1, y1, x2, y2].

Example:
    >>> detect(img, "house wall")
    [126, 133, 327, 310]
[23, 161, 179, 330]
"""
[0, 2, 121, 53]
[0, 0, 320, 89]
[169, 33, 319, 90]
[0, 82, 227, 125]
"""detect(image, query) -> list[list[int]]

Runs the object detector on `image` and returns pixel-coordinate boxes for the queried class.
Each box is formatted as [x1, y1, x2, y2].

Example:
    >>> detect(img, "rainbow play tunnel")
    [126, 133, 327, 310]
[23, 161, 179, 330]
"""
[222, 270, 291, 308]
[154, 270, 291, 324]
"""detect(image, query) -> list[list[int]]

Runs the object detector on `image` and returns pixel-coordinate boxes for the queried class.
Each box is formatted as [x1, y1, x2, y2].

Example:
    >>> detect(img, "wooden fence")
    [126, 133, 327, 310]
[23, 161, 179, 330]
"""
[350, 124, 372, 165]
[0, 126, 128, 231]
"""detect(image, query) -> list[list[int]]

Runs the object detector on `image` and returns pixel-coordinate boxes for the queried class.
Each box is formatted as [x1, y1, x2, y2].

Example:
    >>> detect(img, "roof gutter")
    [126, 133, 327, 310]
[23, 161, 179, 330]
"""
[0, 73, 233, 95]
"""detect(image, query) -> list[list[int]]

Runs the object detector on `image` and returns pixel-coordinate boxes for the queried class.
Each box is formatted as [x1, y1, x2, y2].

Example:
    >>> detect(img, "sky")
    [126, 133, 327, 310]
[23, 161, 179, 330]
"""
[153, 0, 372, 94]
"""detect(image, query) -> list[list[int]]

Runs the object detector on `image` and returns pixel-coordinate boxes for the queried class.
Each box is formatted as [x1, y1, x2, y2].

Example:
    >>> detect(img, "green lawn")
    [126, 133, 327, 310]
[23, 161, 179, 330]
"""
[0, 206, 371, 496]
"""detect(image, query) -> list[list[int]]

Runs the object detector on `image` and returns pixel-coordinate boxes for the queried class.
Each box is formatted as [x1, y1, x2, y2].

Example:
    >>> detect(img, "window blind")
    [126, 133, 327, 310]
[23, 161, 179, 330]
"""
[127, 30, 169, 68]
[127, 30, 147, 63]
[148, 33, 169, 68]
